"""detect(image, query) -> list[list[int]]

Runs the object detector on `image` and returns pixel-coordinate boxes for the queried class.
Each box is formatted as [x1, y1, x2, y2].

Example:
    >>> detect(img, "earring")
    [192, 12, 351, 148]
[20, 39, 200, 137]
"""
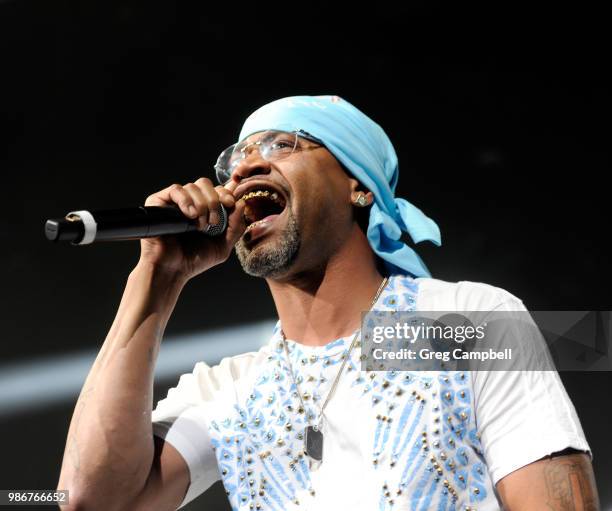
[354, 193, 368, 207]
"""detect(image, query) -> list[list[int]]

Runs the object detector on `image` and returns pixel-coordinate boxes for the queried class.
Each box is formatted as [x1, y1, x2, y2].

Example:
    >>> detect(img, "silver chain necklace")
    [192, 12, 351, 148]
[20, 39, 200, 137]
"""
[281, 277, 389, 465]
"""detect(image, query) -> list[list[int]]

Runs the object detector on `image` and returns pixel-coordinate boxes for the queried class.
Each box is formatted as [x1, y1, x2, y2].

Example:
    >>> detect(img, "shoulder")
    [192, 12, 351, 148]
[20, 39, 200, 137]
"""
[187, 344, 273, 399]
[412, 275, 525, 312]
[208, 344, 273, 380]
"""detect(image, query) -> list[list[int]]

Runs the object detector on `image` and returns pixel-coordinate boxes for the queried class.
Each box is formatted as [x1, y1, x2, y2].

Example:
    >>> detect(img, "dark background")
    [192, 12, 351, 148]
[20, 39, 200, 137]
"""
[1, 1, 610, 509]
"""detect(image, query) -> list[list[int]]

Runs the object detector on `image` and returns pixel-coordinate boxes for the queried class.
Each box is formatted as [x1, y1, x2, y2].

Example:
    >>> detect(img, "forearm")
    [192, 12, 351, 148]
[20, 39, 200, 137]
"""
[57, 261, 186, 510]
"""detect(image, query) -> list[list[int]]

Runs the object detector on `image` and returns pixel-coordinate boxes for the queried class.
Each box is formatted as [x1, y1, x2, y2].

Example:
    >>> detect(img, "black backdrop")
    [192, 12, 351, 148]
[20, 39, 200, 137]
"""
[1, 2, 610, 509]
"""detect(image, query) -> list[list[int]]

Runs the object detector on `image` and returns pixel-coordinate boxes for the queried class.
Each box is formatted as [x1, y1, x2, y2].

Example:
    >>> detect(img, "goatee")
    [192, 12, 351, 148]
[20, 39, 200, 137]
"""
[234, 207, 300, 278]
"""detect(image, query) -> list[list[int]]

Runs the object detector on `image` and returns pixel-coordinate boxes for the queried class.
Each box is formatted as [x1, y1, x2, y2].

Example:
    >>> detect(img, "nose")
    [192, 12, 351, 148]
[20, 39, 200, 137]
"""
[230, 151, 272, 184]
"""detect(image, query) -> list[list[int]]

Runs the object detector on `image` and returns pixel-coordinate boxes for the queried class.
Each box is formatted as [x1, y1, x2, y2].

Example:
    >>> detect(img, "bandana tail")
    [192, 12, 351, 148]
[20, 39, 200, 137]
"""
[367, 198, 442, 278]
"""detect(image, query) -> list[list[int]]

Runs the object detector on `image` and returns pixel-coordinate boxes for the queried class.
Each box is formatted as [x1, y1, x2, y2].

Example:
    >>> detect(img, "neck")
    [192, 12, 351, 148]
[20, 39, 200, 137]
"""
[266, 228, 387, 347]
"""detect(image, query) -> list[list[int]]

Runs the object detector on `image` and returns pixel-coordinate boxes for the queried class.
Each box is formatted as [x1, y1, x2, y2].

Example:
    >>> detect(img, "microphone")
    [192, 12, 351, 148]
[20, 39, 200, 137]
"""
[44, 205, 228, 245]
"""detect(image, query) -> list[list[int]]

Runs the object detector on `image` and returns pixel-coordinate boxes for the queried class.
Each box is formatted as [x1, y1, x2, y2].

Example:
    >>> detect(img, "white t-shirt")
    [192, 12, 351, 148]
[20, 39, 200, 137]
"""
[152, 274, 591, 510]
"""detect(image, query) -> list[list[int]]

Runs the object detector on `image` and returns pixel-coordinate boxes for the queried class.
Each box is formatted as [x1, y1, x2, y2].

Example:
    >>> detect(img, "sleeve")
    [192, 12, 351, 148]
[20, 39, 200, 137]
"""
[471, 296, 592, 485]
[152, 361, 223, 509]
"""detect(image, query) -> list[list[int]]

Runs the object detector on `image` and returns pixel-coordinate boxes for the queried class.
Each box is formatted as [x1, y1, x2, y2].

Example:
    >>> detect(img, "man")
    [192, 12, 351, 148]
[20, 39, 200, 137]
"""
[58, 95, 598, 510]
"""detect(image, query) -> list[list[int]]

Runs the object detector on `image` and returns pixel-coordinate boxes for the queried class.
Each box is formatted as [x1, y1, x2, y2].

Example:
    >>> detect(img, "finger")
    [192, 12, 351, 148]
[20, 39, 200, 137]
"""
[223, 197, 247, 247]
[144, 184, 197, 220]
[193, 178, 221, 227]
[184, 183, 210, 230]
[223, 179, 240, 194]
[144, 184, 176, 207]
[214, 185, 236, 209]
[166, 184, 200, 219]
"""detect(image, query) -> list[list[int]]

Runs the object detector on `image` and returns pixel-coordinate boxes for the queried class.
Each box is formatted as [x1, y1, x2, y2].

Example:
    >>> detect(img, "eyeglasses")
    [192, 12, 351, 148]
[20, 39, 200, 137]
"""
[214, 130, 323, 185]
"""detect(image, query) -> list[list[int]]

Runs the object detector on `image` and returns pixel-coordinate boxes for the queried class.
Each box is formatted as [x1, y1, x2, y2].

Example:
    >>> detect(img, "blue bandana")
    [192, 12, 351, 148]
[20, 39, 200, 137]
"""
[238, 95, 441, 278]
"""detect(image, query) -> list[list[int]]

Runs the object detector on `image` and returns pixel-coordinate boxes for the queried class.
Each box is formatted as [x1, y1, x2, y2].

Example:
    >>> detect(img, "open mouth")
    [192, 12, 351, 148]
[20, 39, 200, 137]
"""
[239, 187, 287, 234]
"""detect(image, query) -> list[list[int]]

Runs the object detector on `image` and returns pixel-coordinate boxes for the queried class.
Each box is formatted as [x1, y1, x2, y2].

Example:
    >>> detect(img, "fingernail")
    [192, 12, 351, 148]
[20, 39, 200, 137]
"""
[188, 205, 197, 217]
[209, 211, 219, 226]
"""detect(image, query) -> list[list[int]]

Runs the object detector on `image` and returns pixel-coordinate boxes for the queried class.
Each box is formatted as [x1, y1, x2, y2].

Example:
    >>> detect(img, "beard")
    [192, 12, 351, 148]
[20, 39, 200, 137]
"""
[234, 206, 301, 278]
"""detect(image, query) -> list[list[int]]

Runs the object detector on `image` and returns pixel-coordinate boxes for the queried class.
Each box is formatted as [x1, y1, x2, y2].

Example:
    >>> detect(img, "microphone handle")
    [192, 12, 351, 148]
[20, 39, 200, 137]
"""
[44, 205, 227, 244]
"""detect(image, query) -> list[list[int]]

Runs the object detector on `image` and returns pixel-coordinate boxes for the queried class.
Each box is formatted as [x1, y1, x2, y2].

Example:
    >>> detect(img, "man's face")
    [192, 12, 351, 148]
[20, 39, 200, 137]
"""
[226, 131, 358, 279]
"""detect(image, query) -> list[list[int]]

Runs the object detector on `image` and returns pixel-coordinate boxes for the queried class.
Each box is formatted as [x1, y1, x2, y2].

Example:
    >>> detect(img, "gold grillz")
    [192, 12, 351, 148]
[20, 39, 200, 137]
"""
[240, 189, 284, 206]
[240, 189, 286, 228]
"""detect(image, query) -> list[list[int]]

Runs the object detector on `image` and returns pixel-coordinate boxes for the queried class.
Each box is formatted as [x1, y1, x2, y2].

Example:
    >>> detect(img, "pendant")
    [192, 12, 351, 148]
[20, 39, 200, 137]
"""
[305, 425, 324, 462]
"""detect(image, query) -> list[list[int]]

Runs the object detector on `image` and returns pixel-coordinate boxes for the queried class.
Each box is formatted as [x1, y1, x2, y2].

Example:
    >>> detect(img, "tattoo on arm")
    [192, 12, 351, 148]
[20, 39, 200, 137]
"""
[543, 452, 599, 511]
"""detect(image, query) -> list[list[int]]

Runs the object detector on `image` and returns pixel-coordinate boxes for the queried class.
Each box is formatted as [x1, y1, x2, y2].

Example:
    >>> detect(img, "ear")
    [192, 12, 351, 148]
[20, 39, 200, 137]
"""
[349, 178, 374, 207]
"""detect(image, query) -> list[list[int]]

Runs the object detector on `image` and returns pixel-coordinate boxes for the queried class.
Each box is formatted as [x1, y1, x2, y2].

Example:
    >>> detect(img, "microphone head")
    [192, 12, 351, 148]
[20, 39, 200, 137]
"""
[203, 203, 228, 236]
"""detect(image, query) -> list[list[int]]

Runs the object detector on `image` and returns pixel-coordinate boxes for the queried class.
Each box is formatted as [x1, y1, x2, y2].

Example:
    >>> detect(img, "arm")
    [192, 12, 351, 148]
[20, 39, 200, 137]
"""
[57, 262, 190, 511]
[56, 178, 245, 510]
[496, 449, 600, 511]
[468, 295, 597, 510]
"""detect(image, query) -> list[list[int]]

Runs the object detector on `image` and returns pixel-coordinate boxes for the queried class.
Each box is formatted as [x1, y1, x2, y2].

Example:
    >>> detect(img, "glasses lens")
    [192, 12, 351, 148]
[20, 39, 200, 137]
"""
[258, 131, 298, 161]
[214, 131, 299, 184]
[214, 143, 239, 184]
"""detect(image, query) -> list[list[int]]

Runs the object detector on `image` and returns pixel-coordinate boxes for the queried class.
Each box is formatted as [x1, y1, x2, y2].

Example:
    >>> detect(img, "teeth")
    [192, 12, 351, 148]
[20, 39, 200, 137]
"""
[245, 218, 267, 232]
[241, 189, 286, 230]
[240, 189, 284, 206]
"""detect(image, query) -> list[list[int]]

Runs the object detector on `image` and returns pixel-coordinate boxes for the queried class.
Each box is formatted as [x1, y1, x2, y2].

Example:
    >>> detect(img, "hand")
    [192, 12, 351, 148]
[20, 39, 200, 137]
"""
[137, 178, 246, 281]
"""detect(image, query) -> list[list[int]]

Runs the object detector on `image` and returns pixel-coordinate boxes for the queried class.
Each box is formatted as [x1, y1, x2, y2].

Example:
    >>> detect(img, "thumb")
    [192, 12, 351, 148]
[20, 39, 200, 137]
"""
[224, 199, 247, 247]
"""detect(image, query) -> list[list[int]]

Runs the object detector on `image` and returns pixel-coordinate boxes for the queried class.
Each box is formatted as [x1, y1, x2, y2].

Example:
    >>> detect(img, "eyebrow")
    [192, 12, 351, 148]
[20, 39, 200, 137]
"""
[237, 131, 296, 152]
[235, 132, 268, 152]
